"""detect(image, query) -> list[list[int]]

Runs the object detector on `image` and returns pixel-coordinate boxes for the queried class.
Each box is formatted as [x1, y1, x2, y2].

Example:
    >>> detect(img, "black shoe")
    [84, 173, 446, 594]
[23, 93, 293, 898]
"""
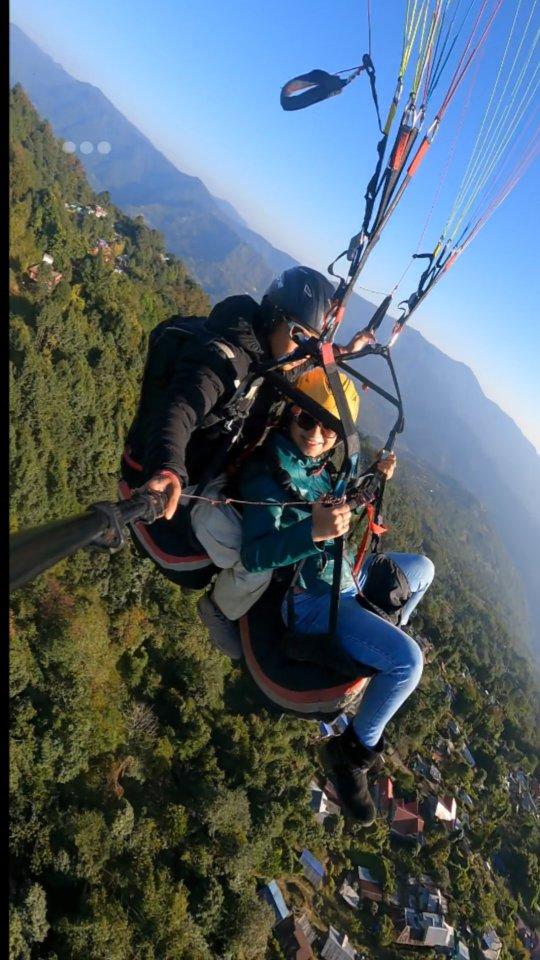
[326, 725, 384, 826]
[197, 594, 242, 659]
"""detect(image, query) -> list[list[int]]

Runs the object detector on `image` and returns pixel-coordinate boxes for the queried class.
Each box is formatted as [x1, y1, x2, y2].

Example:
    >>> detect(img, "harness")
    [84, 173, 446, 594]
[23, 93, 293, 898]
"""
[147, 315, 264, 435]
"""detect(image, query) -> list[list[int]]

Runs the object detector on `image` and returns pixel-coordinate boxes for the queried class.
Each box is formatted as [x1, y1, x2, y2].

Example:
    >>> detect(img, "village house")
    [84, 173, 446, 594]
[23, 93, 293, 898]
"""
[419, 885, 448, 916]
[460, 745, 476, 768]
[481, 929, 503, 960]
[321, 926, 356, 960]
[299, 849, 326, 889]
[395, 909, 455, 948]
[403, 875, 449, 917]
[516, 916, 537, 954]
[372, 775, 394, 815]
[27, 259, 63, 288]
[412, 756, 442, 783]
[319, 714, 349, 738]
[310, 781, 341, 824]
[88, 240, 113, 263]
[273, 913, 316, 960]
[390, 800, 425, 844]
[429, 764, 443, 784]
[357, 866, 383, 903]
[454, 938, 471, 960]
[411, 756, 432, 779]
[427, 794, 458, 824]
[258, 879, 289, 925]
[340, 880, 360, 910]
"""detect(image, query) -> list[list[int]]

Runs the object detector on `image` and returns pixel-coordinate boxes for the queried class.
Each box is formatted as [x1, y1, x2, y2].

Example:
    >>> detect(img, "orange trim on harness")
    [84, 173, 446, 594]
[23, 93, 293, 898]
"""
[352, 502, 388, 577]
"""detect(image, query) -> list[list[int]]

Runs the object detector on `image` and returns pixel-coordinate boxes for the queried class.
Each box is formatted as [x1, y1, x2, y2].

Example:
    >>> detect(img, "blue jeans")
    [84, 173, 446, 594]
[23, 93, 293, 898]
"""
[283, 553, 434, 748]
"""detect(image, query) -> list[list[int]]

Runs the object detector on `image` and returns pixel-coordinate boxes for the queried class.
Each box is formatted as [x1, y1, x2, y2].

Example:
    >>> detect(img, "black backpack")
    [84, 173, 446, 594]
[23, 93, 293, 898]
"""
[357, 553, 412, 625]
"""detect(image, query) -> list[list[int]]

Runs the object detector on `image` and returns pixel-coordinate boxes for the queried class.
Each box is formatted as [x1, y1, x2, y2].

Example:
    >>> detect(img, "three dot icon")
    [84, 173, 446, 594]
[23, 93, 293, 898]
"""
[62, 141, 112, 155]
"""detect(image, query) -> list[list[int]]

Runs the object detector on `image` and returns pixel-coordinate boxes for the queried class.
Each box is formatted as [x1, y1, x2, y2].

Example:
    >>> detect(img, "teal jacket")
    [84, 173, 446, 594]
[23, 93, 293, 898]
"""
[239, 431, 356, 595]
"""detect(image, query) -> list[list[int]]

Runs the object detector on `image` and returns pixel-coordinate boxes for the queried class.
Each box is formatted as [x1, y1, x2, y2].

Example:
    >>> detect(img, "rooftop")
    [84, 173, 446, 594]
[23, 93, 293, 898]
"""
[274, 915, 315, 960]
[321, 925, 356, 960]
[357, 866, 379, 884]
[299, 849, 326, 887]
[340, 881, 360, 910]
[259, 880, 289, 925]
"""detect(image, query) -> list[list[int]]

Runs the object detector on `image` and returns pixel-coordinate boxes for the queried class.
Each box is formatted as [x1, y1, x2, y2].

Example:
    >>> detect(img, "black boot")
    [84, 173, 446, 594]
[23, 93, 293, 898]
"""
[326, 725, 384, 826]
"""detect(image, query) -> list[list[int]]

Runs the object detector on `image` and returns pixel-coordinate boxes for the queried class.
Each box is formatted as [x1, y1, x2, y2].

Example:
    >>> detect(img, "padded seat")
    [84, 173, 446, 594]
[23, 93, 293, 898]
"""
[239, 582, 375, 720]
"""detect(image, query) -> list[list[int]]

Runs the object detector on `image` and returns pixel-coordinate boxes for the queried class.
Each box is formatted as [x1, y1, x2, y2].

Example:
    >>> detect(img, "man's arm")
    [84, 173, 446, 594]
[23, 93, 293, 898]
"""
[144, 344, 244, 517]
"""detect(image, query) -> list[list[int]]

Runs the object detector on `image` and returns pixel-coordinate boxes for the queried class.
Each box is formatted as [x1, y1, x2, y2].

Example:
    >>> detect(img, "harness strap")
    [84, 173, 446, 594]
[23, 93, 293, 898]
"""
[352, 501, 388, 577]
[319, 342, 361, 485]
[319, 341, 362, 638]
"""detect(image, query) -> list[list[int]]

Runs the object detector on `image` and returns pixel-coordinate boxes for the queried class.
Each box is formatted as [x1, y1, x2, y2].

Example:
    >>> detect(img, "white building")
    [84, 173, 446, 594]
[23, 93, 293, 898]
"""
[321, 926, 356, 960]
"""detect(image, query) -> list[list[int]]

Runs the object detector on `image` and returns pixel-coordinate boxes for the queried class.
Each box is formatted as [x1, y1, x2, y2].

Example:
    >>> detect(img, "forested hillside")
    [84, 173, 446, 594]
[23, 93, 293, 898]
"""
[9, 87, 539, 960]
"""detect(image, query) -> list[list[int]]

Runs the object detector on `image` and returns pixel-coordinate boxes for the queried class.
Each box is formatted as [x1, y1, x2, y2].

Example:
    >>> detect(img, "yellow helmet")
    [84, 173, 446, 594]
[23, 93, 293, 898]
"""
[295, 366, 360, 423]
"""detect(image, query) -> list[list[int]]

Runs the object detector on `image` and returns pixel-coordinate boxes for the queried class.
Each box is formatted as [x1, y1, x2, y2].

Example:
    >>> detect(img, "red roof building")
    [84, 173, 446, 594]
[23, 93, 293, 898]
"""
[391, 801, 425, 842]
[375, 776, 394, 814]
[274, 915, 316, 960]
[359, 878, 383, 902]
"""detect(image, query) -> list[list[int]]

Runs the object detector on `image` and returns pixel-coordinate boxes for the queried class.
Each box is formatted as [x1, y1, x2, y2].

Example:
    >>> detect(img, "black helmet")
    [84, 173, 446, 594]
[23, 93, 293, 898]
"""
[262, 266, 335, 337]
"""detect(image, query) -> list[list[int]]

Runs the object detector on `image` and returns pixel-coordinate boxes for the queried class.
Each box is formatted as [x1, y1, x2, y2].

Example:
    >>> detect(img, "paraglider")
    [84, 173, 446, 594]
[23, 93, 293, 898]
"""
[9, 0, 540, 823]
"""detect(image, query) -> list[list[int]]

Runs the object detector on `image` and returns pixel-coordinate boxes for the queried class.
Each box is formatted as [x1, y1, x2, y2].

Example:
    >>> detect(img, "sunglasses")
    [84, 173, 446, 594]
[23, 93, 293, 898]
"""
[293, 409, 338, 438]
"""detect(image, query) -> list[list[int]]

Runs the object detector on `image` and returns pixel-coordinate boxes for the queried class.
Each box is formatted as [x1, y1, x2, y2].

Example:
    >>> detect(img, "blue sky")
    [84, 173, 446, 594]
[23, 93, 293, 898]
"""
[11, 0, 540, 450]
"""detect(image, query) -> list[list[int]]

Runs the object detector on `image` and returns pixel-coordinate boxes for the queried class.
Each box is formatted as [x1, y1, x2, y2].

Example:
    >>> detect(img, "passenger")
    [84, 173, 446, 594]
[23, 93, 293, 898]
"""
[239, 367, 434, 824]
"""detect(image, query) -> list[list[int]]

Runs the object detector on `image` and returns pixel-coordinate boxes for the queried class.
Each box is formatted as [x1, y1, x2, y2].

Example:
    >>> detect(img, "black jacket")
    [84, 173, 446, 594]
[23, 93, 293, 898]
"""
[126, 295, 275, 486]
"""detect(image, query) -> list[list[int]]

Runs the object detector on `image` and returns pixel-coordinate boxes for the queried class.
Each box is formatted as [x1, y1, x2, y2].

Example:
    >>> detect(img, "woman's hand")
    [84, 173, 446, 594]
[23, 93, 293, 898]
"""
[144, 470, 182, 519]
[312, 498, 352, 542]
[375, 450, 397, 480]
